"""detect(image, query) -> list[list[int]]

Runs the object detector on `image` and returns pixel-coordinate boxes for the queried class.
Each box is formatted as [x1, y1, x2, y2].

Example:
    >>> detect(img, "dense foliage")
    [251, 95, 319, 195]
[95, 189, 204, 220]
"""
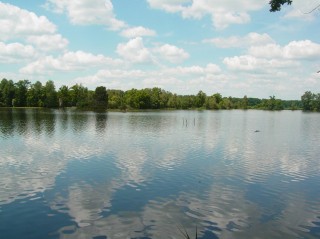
[270, 0, 320, 13]
[0, 79, 105, 110]
[269, 0, 292, 12]
[0, 78, 308, 111]
[300, 91, 320, 111]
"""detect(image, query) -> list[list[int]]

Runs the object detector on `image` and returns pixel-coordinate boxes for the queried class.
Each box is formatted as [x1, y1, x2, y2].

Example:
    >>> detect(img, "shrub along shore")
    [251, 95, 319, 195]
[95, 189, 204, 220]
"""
[1, 78, 318, 111]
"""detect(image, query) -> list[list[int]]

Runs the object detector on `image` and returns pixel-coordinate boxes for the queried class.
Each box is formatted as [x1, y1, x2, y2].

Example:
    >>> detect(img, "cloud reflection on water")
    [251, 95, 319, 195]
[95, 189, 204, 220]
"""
[0, 109, 320, 238]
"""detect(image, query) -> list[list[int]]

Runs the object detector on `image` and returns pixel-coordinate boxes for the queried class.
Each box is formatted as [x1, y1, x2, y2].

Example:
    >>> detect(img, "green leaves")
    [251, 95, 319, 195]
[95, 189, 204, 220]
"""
[301, 91, 320, 111]
[94, 86, 108, 109]
[269, 0, 293, 12]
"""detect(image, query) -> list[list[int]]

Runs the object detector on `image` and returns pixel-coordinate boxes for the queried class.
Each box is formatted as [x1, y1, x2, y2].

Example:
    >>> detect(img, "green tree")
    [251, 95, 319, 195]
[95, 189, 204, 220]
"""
[275, 99, 284, 110]
[269, 0, 292, 12]
[27, 81, 44, 107]
[313, 93, 320, 111]
[43, 80, 58, 108]
[260, 96, 283, 110]
[267, 95, 277, 110]
[108, 89, 125, 109]
[0, 79, 15, 107]
[242, 95, 248, 109]
[195, 90, 206, 108]
[212, 93, 222, 106]
[219, 97, 233, 109]
[204, 93, 222, 109]
[70, 84, 89, 107]
[301, 91, 314, 111]
[179, 95, 196, 109]
[124, 89, 139, 109]
[159, 89, 170, 108]
[94, 86, 108, 109]
[124, 88, 156, 109]
[149, 87, 161, 109]
[205, 95, 218, 109]
[270, 0, 320, 14]
[14, 80, 30, 107]
[167, 93, 180, 109]
[58, 85, 71, 107]
[137, 89, 151, 109]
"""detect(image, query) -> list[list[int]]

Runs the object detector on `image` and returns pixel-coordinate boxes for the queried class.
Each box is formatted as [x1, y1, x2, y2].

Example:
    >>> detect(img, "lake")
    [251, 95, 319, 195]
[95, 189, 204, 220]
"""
[0, 108, 319, 239]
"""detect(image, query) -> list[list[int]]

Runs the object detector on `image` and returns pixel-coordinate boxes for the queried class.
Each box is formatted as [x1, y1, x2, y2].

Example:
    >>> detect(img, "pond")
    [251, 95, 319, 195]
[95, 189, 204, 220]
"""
[0, 108, 320, 239]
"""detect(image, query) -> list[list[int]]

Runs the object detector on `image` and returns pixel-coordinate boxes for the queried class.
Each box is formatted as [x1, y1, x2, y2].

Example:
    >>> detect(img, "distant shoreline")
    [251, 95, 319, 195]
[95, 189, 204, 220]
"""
[0, 107, 304, 112]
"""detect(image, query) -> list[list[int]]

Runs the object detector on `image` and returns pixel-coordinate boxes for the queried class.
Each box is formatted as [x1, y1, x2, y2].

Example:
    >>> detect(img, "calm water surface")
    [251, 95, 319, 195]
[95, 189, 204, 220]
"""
[0, 108, 320, 239]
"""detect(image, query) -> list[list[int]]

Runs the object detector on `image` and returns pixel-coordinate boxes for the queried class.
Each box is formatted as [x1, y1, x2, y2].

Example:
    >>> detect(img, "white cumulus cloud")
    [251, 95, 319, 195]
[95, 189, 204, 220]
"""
[223, 55, 299, 72]
[120, 26, 157, 38]
[147, 0, 267, 29]
[210, 11, 250, 29]
[44, 0, 126, 30]
[116, 37, 153, 63]
[0, 2, 69, 54]
[204, 33, 275, 48]
[155, 44, 189, 64]
[0, 42, 36, 63]
[147, 0, 190, 13]
[26, 34, 69, 52]
[0, 2, 56, 41]
[223, 39, 320, 74]
[248, 44, 283, 59]
[283, 40, 320, 60]
[20, 51, 122, 75]
[248, 40, 320, 60]
[163, 64, 221, 75]
[223, 55, 259, 71]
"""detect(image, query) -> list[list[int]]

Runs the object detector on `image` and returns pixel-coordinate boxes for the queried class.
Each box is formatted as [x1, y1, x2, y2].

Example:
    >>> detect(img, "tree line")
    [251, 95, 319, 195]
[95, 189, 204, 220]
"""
[0, 79, 108, 109]
[300, 91, 320, 112]
[0, 78, 312, 111]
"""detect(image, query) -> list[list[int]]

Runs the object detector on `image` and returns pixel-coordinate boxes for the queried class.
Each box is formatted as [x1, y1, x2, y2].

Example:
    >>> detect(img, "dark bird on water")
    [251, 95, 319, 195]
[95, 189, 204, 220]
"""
[254, 130, 260, 133]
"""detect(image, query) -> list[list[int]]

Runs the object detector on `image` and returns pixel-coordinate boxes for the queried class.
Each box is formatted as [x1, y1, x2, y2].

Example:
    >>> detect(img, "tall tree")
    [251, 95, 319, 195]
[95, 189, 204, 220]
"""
[107, 89, 124, 109]
[195, 90, 206, 108]
[167, 93, 179, 109]
[212, 93, 222, 105]
[242, 95, 248, 109]
[220, 97, 233, 109]
[27, 81, 44, 107]
[0, 79, 15, 107]
[14, 80, 30, 107]
[94, 86, 108, 109]
[124, 89, 139, 109]
[70, 84, 89, 107]
[205, 95, 219, 109]
[150, 87, 161, 109]
[58, 85, 71, 107]
[43, 80, 58, 108]
[137, 89, 151, 109]
[313, 93, 320, 111]
[301, 91, 314, 111]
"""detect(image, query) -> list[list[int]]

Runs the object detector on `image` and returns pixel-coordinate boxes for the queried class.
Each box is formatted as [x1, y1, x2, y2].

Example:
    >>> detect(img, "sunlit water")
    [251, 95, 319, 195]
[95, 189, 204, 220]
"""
[0, 108, 320, 239]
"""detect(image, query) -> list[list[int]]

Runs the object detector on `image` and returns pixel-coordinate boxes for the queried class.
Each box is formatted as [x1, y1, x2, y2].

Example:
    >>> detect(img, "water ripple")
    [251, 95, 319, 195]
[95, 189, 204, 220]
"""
[1, 110, 320, 239]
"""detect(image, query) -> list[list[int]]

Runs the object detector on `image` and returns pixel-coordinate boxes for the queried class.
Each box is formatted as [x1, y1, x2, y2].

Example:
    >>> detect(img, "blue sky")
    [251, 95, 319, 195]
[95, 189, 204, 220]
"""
[0, 0, 319, 99]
